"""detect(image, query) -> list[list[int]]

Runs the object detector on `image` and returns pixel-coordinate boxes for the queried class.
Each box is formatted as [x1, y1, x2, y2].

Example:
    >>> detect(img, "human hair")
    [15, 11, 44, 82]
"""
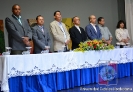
[54, 10, 61, 16]
[116, 20, 126, 29]
[36, 15, 43, 20]
[97, 17, 104, 24]
[88, 15, 94, 22]
[72, 16, 78, 22]
[88, 16, 91, 22]
[12, 4, 20, 10]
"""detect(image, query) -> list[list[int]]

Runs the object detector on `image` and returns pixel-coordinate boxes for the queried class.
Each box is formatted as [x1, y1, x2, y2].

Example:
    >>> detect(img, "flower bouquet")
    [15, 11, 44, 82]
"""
[74, 40, 114, 52]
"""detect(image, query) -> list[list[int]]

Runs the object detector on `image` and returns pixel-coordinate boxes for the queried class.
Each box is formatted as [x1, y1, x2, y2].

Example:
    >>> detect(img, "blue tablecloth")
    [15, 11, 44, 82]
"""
[6, 62, 133, 92]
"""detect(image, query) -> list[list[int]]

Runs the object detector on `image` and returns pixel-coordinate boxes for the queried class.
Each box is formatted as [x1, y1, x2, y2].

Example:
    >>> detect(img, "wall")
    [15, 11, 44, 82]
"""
[0, 0, 118, 47]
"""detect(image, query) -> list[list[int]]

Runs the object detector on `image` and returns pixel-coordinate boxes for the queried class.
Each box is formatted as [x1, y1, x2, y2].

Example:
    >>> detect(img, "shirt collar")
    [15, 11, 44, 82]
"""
[75, 25, 79, 27]
[55, 20, 62, 25]
[98, 24, 104, 27]
[120, 28, 125, 30]
[38, 25, 44, 28]
[90, 23, 96, 26]
[58, 22, 62, 25]
[13, 14, 21, 19]
[75, 25, 79, 28]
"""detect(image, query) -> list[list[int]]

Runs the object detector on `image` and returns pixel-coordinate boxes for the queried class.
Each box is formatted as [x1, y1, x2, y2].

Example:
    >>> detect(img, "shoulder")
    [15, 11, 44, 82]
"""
[69, 26, 75, 31]
[104, 26, 109, 29]
[6, 15, 13, 19]
[71, 26, 75, 29]
[44, 27, 49, 31]
[79, 27, 84, 30]
[98, 25, 102, 28]
[5, 15, 14, 22]
[115, 28, 120, 32]
[96, 25, 100, 28]
[22, 18, 27, 22]
[87, 24, 91, 27]
[61, 22, 66, 26]
[85, 24, 90, 28]
[124, 28, 128, 31]
[50, 21, 56, 26]
[31, 25, 38, 30]
[124, 29, 129, 33]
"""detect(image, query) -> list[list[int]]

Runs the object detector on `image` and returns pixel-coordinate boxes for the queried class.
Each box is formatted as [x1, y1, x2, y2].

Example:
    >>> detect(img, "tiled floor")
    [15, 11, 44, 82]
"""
[58, 76, 133, 92]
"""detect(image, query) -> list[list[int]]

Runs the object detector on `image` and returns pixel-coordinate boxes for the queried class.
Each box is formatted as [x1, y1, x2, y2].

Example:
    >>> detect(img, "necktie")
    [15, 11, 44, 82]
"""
[41, 27, 44, 34]
[18, 18, 22, 25]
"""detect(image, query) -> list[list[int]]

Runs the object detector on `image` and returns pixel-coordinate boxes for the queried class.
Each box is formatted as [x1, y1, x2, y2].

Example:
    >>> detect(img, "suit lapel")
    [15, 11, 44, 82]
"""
[21, 19, 24, 26]
[55, 21, 65, 33]
[12, 15, 27, 36]
[12, 15, 23, 27]
[95, 25, 100, 35]
[74, 26, 81, 34]
[62, 23, 68, 34]
[43, 27, 47, 36]
[20, 19, 26, 33]
[90, 24, 97, 35]
[96, 25, 101, 38]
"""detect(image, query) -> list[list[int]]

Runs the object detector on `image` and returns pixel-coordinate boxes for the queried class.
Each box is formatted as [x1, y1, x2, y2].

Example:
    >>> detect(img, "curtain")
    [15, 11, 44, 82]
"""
[125, 0, 133, 45]
[117, 0, 126, 21]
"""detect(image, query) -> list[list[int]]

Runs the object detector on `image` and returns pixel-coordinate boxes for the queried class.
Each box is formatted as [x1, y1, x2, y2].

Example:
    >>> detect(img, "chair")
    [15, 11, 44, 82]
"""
[27, 19, 37, 54]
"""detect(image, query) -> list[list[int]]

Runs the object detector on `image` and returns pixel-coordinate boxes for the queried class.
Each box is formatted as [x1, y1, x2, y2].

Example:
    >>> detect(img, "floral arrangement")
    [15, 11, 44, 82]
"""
[74, 40, 114, 52]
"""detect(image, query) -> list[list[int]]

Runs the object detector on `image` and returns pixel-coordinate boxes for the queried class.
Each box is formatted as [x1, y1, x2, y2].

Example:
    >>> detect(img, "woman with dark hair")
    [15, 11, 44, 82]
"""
[115, 20, 130, 46]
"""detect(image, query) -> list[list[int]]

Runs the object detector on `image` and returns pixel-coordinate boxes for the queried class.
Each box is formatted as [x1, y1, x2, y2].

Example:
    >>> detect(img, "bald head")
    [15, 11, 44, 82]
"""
[89, 15, 96, 24]
[12, 4, 21, 17]
[72, 16, 80, 25]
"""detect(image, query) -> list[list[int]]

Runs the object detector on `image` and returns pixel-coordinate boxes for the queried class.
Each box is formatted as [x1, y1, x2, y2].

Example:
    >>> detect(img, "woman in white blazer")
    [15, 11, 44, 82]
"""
[115, 20, 130, 46]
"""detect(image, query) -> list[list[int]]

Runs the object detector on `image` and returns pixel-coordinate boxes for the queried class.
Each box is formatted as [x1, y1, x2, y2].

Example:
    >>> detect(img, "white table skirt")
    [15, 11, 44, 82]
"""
[0, 48, 133, 92]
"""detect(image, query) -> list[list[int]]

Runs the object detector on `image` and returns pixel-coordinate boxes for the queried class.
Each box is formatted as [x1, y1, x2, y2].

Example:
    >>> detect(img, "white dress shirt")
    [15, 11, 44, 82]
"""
[90, 23, 97, 32]
[115, 28, 130, 45]
[75, 25, 81, 33]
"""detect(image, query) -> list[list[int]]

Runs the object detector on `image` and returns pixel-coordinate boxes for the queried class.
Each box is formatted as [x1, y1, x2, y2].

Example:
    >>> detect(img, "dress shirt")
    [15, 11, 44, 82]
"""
[38, 25, 44, 34]
[75, 25, 81, 33]
[90, 23, 97, 32]
[58, 22, 67, 42]
[13, 15, 22, 25]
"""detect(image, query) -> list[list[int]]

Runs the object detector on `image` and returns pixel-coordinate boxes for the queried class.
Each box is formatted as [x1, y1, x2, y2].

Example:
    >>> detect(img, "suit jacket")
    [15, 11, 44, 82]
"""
[5, 15, 32, 50]
[50, 20, 70, 51]
[85, 24, 102, 40]
[69, 26, 87, 50]
[32, 25, 51, 54]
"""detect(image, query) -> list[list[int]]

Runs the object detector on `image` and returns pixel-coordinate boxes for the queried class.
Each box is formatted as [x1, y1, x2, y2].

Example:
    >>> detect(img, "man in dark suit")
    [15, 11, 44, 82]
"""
[32, 15, 51, 54]
[69, 16, 87, 50]
[5, 4, 32, 55]
[85, 15, 102, 40]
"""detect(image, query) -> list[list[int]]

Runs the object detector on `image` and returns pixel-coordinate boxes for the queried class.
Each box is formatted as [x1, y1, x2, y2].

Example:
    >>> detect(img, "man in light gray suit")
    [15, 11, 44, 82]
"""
[50, 11, 70, 52]
[32, 15, 51, 54]
[5, 4, 32, 55]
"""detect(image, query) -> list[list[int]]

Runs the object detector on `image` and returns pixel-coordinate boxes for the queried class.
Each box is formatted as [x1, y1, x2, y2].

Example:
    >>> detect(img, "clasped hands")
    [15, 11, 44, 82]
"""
[65, 40, 70, 45]
[22, 37, 30, 46]
[121, 38, 129, 43]
[102, 38, 112, 45]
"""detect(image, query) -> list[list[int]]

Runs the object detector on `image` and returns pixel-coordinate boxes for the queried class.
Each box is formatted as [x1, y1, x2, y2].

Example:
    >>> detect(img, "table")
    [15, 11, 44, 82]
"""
[0, 48, 133, 92]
